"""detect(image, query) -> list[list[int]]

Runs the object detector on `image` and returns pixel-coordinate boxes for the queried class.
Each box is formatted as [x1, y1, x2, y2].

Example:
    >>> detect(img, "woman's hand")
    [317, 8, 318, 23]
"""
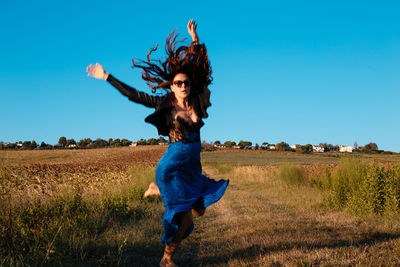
[86, 63, 109, 80]
[187, 19, 199, 44]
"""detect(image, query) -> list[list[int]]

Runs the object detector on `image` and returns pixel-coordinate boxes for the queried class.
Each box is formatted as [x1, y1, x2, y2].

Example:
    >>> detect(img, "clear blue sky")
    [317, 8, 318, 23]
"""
[1, 1, 399, 151]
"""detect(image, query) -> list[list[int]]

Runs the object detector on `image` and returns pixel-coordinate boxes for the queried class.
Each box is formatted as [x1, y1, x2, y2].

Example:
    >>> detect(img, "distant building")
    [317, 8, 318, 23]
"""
[213, 144, 225, 148]
[232, 145, 241, 149]
[313, 145, 325, 153]
[129, 142, 137, 147]
[268, 145, 276, 150]
[290, 144, 301, 150]
[67, 144, 77, 148]
[339, 145, 353, 152]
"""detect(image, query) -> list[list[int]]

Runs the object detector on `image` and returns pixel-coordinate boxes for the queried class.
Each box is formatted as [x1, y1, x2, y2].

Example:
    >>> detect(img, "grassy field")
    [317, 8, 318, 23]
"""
[1, 147, 400, 266]
[202, 149, 400, 166]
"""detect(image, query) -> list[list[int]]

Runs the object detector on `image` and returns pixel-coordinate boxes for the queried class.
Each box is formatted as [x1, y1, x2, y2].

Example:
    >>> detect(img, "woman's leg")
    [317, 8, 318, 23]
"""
[160, 210, 193, 266]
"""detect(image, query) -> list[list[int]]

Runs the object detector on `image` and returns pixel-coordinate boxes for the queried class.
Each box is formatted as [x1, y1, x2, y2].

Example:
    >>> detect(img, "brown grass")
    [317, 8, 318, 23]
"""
[1, 147, 400, 266]
[0, 146, 166, 166]
[202, 150, 400, 166]
[0, 146, 165, 202]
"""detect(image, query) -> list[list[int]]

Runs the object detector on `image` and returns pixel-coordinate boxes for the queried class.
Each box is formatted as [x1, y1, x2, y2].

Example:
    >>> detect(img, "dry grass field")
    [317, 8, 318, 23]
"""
[1, 147, 400, 266]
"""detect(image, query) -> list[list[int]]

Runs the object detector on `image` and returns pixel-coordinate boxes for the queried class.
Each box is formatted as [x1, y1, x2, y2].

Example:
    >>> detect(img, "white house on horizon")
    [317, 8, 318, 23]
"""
[268, 144, 276, 150]
[339, 145, 353, 152]
[313, 145, 325, 153]
[290, 144, 301, 150]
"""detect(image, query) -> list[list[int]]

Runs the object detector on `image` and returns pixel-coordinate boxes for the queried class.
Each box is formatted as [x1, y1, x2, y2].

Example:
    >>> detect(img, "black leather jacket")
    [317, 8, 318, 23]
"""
[107, 74, 206, 136]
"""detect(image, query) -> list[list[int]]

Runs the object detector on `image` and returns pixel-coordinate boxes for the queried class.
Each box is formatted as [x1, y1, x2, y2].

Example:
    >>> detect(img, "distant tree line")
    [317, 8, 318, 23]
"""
[0, 136, 168, 150]
[208, 141, 391, 154]
[0, 138, 392, 154]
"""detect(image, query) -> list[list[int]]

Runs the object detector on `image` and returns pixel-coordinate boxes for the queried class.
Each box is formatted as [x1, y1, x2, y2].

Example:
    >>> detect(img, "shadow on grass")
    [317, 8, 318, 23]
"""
[228, 232, 400, 264]
[33, 227, 399, 266]
[171, 230, 400, 266]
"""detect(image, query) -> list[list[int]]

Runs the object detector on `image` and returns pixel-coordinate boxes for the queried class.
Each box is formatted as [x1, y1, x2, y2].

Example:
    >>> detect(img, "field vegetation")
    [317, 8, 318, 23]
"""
[1, 147, 400, 266]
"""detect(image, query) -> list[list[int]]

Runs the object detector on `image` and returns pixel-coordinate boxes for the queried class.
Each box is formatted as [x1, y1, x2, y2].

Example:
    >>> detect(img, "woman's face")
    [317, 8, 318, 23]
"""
[171, 73, 191, 101]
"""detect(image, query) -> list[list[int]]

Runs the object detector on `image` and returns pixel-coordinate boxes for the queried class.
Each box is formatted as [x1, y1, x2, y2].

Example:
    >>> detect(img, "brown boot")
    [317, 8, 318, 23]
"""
[159, 256, 178, 267]
[160, 243, 179, 267]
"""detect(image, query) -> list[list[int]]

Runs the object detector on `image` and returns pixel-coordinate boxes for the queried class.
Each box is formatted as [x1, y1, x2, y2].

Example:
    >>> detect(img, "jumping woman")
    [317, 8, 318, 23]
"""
[87, 20, 229, 267]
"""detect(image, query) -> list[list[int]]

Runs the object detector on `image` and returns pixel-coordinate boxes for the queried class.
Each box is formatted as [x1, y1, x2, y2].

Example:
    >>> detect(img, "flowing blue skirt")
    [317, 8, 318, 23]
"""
[155, 133, 229, 244]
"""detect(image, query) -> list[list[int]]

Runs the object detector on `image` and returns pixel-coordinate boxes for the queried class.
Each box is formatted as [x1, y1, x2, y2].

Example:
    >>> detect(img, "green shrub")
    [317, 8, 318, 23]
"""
[310, 168, 332, 190]
[102, 195, 129, 217]
[365, 163, 386, 214]
[346, 162, 385, 215]
[328, 157, 367, 208]
[276, 164, 306, 186]
[383, 165, 400, 214]
[322, 157, 400, 216]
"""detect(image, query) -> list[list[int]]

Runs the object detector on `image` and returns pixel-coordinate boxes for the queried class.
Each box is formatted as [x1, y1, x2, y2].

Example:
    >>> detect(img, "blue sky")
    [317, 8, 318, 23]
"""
[1, 1, 399, 151]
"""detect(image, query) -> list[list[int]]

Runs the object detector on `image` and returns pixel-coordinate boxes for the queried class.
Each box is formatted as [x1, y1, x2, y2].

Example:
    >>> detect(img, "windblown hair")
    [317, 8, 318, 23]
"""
[132, 30, 213, 117]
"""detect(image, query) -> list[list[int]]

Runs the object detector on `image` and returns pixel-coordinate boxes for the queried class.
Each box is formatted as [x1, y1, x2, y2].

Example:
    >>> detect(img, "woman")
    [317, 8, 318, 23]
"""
[87, 20, 229, 267]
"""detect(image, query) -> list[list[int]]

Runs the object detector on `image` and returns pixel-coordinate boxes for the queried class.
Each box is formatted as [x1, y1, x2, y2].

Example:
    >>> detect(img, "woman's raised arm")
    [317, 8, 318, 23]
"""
[86, 63, 161, 108]
[187, 19, 199, 44]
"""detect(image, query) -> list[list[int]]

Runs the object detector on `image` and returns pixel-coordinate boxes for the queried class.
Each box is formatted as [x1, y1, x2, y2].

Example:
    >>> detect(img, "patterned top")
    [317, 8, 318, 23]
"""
[169, 117, 204, 143]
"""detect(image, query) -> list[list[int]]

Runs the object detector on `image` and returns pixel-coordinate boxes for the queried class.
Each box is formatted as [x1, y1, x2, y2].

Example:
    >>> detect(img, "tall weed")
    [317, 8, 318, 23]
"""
[322, 158, 400, 216]
[328, 157, 367, 208]
[275, 158, 400, 216]
[384, 165, 400, 214]
[276, 164, 307, 186]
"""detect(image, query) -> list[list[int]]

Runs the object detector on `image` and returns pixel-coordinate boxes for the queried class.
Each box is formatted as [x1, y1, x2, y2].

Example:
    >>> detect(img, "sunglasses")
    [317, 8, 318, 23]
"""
[173, 80, 191, 88]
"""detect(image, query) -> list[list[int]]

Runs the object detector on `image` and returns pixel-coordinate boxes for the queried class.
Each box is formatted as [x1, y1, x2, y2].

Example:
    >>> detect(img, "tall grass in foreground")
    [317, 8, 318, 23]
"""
[0, 165, 161, 266]
[273, 159, 400, 217]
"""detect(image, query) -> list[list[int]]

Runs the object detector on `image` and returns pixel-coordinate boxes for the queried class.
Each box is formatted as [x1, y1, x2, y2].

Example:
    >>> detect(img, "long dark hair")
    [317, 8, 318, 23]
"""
[132, 30, 212, 117]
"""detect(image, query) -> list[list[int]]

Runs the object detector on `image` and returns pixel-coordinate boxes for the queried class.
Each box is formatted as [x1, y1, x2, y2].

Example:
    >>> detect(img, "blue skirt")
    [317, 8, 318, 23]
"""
[155, 133, 229, 244]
